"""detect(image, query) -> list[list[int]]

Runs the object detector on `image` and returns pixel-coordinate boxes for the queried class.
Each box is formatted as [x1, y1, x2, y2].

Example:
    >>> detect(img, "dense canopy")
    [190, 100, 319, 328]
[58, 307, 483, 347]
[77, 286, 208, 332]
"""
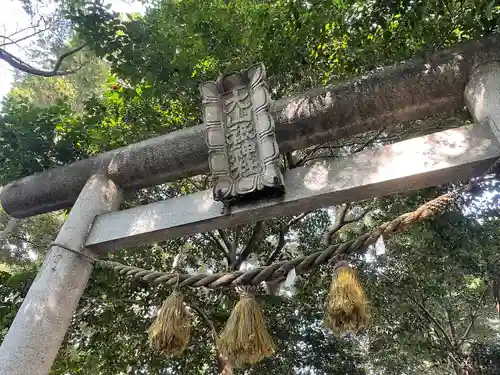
[1, 1, 500, 374]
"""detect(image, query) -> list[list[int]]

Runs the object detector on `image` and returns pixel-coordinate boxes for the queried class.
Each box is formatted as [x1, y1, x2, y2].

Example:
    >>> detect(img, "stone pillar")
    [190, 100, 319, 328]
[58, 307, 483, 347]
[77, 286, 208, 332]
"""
[0, 174, 122, 375]
[465, 61, 500, 142]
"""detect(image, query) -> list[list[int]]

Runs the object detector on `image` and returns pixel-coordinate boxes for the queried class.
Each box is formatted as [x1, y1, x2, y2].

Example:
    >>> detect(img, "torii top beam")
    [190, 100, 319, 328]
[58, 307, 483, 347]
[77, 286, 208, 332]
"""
[2, 35, 500, 218]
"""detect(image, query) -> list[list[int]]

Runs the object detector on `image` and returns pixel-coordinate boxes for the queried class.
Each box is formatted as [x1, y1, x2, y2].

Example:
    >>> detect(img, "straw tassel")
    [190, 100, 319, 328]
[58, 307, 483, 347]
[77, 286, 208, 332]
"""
[325, 260, 369, 335]
[218, 289, 275, 367]
[148, 291, 191, 357]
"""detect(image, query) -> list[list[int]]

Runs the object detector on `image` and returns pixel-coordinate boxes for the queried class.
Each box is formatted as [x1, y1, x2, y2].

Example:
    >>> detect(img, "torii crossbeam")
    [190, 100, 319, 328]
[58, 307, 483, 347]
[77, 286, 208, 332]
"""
[2, 35, 500, 219]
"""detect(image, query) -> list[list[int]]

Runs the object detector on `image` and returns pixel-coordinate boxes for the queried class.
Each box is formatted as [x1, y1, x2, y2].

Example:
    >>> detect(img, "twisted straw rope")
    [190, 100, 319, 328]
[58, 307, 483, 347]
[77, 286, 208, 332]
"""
[97, 156, 499, 290]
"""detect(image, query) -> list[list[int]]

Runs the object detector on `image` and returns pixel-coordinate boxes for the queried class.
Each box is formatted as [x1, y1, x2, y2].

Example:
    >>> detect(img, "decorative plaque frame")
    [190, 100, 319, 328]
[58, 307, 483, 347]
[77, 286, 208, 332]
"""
[200, 63, 285, 204]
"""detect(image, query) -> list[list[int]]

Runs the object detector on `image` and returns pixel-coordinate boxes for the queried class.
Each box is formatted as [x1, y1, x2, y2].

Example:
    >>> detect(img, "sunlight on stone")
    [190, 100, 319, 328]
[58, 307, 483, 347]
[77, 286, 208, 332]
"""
[376, 146, 424, 180]
[129, 209, 159, 235]
[471, 81, 487, 120]
[23, 299, 44, 325]
[197, 190, 216, 213]
[376, 130, 467, 180]
[303, 164, 329, 191]
[434, 128, 469, 157]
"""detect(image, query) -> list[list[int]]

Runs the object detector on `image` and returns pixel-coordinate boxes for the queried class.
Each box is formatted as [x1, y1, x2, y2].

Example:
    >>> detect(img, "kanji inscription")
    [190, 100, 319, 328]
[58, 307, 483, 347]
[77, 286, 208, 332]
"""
[200, 63, 285, 204]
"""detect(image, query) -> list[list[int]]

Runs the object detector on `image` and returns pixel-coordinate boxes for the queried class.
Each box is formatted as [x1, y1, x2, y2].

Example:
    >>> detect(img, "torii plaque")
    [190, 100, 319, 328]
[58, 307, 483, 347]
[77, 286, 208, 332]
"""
[200, 63, 285, 204]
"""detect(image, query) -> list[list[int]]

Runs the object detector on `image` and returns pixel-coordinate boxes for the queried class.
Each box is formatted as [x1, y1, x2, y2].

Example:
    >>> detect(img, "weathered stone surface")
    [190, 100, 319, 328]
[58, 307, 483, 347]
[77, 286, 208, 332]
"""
[201, 63, 284, 203]
[465, 61, 500, 142]
[2, 35, 500, 218]
[0, 175, 122, 375]
[85, 123, 500, 252]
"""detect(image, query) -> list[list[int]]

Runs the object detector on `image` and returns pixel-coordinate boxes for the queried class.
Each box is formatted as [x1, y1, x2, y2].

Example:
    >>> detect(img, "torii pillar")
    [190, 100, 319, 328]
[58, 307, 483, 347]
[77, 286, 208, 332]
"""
[0, 175, 122, 375]
[465, 61, 500, 143]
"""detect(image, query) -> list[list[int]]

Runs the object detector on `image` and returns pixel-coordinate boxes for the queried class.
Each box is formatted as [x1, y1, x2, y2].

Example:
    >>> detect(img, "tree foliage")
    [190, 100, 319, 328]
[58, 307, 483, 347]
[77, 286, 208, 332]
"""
[1, 1, 500, 374]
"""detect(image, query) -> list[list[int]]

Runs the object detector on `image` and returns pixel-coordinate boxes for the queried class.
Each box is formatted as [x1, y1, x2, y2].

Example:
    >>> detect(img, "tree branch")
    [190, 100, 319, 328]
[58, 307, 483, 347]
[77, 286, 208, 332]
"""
[202, 232, 231, 266]
[189, 303, 233, 375]
[53, 44, 87, 72]
[217, 229, 232, 257]
[323, 204, 369, 246]
[407, 295, 455, 350]
[186, 178, 203, 191]
[267, 228, 286, 267]
[228, 226, 240, 267]
[284, 152, 295, 169]
[0, 44, 87, 77]
[351, 127, 386, 153]
[288, 211, 312, 229]
[459, 289, 487, 344]
[295, 143, 336, 167]
[202, 174, 211, 190]
[295, 127, 385, 167]
[0, 25, 50, 48]
[189, 303, 218, 341]
[380, 274, 466, 373]
[234, 221, 264, 270]
[445, 307, 458, 345]
[5, 233, 43, 251]
[266, 212, 311, 266]
[325, 203, 349, 239]
[3, 19, 43, 40]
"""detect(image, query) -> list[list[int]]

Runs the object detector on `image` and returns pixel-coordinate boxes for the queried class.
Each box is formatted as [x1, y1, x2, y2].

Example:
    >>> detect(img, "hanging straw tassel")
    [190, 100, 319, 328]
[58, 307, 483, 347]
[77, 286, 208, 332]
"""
[325, 260, 369, 335]
[218, 288, 275, 367]
[148, 291, 191, 357]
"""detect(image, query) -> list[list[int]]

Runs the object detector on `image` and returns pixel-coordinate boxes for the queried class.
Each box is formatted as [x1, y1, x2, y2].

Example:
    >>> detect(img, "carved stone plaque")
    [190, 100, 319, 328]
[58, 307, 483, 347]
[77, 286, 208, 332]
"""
[200, 63, 284, 204]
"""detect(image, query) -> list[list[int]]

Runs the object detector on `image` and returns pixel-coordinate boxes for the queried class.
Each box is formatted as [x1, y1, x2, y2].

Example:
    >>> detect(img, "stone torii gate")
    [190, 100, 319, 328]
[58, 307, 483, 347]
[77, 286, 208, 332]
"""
[1, 35, 500, 375]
